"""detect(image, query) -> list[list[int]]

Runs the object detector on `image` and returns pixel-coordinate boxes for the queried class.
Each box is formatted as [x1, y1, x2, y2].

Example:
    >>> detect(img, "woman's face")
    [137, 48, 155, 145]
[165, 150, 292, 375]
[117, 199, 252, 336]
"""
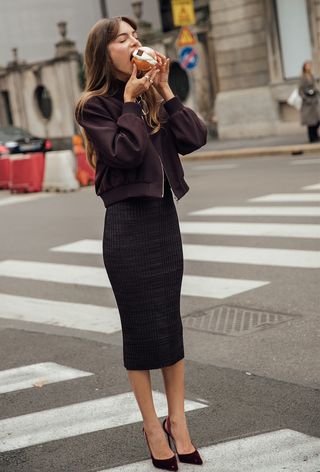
[305, 61, 312, 73]
[108, 21, 142, 81]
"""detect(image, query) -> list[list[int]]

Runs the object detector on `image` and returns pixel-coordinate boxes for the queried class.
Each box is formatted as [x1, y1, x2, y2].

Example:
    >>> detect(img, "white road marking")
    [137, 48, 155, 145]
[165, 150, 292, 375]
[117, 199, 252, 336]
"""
[0, 193, 53, 207]
[182, 275, 268, 298]
[101, 429, 320, 471]
[51, 240, 101, 254]
[249, 193, 320, 202]
[192, 164, 238, 170]
[0, 294, 121, 333]
[183, 244, 320, 268]
[52, 240, 320, 268]
[189, 206, 320, 216]
[302, 183, 320, 190]
[291, 158, 320, 165]
[0, 260, 269, 299]
[0, 391, 207, 452]
[180, 222, 320, 238]
[0, 362, 93, 394]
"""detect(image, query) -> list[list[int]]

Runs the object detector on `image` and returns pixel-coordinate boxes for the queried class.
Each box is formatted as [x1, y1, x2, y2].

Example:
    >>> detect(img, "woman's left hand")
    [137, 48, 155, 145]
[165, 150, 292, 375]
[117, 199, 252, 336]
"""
[150, 51, 174, 101]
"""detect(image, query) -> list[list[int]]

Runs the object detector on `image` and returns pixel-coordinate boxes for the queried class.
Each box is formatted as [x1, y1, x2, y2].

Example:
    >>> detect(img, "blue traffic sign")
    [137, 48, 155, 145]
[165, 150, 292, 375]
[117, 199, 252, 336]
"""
[178, 46, 199, 70]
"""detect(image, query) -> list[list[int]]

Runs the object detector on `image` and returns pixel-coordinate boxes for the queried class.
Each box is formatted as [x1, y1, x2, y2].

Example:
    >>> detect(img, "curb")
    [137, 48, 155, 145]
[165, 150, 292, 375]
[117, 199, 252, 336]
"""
[182, 143, 320, 160]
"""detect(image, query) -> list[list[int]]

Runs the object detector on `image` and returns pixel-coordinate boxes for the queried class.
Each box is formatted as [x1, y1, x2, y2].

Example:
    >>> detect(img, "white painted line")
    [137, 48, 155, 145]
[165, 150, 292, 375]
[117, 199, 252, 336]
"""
[183, 244, 320, 268]
[302, 183, 320, 190]
[0, 260, 269, 299]
[192, 164, 238, 170]
[180, 222, 320, 239]
[291, 158, 320, 165]
[181, 275, 268, 298]
[0, 362, 93, 394]
[189, 206, 320, 216]
[0, 391, 207, 452]
[249, 193, 320, 202]
[0, 193, 53, 207]
[51, 239, 100, 254]
[101, 429, 320, 471]
[0, 294, 121, 334]
[52, 240, 320, 268]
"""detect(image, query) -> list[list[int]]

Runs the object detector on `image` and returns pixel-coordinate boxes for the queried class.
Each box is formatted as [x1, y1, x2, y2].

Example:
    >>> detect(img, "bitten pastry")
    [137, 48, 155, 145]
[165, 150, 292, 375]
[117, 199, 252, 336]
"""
[131, 46, 158, 71]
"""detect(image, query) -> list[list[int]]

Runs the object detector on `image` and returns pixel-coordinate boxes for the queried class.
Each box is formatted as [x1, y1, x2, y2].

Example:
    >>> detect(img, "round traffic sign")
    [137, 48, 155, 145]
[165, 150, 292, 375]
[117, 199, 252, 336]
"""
[178, 46, 199, 70]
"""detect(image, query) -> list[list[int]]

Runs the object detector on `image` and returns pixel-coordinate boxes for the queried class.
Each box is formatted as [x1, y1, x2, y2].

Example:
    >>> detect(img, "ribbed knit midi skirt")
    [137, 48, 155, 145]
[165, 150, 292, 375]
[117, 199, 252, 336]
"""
[103, 178, 184, 370]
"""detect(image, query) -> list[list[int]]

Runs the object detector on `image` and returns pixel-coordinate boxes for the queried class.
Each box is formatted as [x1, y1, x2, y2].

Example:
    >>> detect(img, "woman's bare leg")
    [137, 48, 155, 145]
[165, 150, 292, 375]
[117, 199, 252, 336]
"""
[127, 369, 175, 459]
[161, 359, 195, 453]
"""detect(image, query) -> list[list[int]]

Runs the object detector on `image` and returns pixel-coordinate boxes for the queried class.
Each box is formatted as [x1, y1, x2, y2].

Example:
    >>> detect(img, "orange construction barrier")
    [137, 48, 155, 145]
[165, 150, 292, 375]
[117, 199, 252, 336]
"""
[10, 152, 45, 193]
[0, 155, 11, 189]
[76, 152, 95, 186]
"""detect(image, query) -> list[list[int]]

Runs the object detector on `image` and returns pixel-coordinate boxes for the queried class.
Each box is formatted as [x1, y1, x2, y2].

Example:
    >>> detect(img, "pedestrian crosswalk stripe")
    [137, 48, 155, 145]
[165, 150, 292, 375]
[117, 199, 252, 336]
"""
[0, 362, 93, 394]
[0, 391, 207, 452]
[302, 182, 320, 190]
[189, 206, 320, 216]
[182, 275, 268, 298]
[52, 240, 320, 268]
[184, 244, 320, 268]
[0, 193, 53, 207]
[51, 239, 101, 254]
[99, 429, 320, 471]
[0, 294, 121, 334]
[193, 163, 238, 170]
[291, 158, 320, 165]
[0, 260, 269, 299]
[180, 222, 320, 238]
[249, 193, 320, 202]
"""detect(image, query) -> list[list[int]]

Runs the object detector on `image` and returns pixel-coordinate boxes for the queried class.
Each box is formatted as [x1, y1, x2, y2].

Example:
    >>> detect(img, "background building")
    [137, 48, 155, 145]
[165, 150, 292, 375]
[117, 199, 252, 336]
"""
[0, 0, 319, 141]
[210, 0, 320, 138]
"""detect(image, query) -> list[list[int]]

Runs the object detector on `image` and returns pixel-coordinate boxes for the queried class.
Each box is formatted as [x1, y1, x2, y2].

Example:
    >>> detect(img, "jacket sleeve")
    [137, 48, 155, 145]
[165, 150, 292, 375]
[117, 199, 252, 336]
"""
[163, 96, 207, 155]
[76, 96, 149, 169]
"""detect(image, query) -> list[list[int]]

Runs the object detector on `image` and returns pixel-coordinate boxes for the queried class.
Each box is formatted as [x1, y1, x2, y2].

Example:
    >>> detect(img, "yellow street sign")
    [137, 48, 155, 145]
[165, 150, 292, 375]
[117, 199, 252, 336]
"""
[171, 0, 196, 26]
[176, 26, 197, 47]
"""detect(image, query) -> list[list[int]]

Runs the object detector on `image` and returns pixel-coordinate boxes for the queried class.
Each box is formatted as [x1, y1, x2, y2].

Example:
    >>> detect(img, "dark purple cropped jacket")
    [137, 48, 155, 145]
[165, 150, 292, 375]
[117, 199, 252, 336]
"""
[76, 80, 207, 207]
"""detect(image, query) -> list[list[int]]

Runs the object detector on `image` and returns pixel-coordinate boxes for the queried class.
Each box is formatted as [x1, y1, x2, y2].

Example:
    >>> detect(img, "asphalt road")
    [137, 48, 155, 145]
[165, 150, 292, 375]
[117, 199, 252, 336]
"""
[0, 152, 319, 471]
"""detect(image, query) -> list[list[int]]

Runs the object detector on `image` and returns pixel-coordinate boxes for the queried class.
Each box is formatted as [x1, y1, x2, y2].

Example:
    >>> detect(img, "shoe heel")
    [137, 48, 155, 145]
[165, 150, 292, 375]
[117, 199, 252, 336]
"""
[165, 429, 174, 451]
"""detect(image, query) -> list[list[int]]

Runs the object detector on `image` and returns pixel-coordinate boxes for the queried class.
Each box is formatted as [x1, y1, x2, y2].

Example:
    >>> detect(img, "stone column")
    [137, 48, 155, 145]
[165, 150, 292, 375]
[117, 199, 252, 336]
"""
[209, 0, 279, 138]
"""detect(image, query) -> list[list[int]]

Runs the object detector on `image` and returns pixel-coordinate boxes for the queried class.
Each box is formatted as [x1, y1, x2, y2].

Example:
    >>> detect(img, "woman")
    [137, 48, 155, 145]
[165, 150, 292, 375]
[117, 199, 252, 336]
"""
[75, 17, 207, 471]
[299, 61, 320, 143]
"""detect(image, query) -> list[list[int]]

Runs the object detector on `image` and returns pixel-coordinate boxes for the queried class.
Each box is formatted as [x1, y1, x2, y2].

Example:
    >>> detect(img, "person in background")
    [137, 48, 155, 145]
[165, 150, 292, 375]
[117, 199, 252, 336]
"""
[299, 61, 320, 143]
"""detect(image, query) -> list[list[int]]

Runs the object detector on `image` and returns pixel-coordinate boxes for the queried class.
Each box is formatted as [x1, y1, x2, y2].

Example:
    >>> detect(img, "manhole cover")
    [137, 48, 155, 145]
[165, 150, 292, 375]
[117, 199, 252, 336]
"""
[183, 305, 299, 336]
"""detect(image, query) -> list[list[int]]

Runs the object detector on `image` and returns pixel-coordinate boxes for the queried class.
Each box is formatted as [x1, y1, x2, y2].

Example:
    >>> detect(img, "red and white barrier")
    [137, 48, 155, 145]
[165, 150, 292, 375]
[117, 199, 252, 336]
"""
[76, 152, 95, 186]
[43, 150, 79, 191]
[0, 155, 11, 189]
[9, 153, 45, 193]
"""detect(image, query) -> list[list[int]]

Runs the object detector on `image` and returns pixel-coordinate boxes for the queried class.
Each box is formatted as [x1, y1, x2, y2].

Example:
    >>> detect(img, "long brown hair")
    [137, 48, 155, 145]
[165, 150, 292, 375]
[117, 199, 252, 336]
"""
[75, 17, 162, 169]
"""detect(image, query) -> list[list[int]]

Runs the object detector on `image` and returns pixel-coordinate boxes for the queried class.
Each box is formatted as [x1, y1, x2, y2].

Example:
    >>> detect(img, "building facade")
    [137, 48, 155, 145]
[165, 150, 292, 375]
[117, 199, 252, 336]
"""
[210, 0, 320, 138]
[0, 0, 319, 141]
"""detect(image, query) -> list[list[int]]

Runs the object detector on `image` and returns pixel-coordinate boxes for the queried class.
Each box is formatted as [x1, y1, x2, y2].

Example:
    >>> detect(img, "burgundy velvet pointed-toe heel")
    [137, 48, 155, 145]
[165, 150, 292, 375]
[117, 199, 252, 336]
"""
[142, 427, 178, 471]
[162, 417, 203, 465]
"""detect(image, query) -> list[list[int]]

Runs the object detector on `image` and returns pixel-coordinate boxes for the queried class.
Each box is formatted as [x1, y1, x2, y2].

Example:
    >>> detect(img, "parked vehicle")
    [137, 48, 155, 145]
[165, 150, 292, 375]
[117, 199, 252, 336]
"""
[0, 126, 52, 155]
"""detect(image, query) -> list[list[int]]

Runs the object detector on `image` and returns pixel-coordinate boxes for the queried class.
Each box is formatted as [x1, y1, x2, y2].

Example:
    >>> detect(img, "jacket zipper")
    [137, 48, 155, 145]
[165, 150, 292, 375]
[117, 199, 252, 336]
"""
[157, 154, 179, 202]
[157, 154, 164, 197]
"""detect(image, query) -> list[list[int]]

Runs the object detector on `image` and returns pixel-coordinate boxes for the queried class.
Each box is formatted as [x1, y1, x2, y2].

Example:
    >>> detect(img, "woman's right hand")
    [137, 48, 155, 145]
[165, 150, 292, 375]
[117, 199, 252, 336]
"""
[124, 63, 159, 102]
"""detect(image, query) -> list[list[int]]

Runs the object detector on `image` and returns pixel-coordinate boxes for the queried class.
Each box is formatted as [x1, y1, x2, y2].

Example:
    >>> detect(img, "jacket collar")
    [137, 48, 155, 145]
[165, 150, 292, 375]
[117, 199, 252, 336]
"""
[110, 78, 127, 102]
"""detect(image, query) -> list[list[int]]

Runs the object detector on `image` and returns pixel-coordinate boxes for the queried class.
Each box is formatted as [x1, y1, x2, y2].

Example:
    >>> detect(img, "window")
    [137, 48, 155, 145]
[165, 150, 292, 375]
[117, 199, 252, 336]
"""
[34, 85, 52, 120]
[275, 0, 312, 79]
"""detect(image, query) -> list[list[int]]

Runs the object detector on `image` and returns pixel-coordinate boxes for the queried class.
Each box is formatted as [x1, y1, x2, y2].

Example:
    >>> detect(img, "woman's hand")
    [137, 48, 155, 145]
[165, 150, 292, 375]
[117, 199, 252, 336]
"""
[124, 63, 159, 102]
[152, 51, 174, 101]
